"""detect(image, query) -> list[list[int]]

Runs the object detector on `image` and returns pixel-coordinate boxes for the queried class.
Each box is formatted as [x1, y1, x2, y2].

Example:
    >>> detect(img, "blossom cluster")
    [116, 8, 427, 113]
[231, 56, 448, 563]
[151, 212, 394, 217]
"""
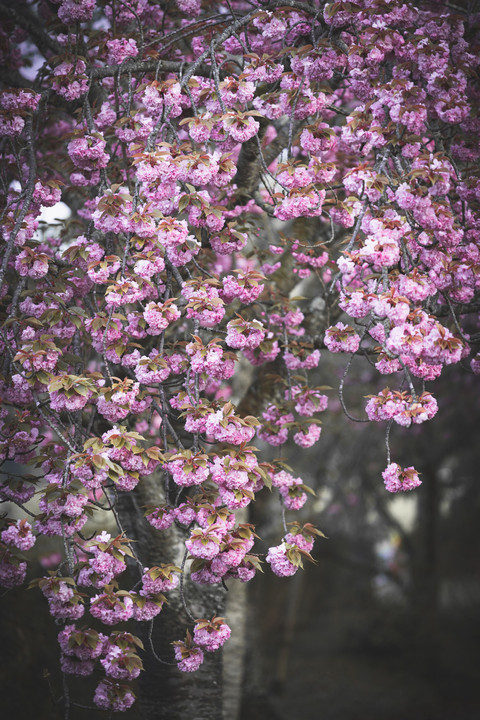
[1, 0, 478, 713]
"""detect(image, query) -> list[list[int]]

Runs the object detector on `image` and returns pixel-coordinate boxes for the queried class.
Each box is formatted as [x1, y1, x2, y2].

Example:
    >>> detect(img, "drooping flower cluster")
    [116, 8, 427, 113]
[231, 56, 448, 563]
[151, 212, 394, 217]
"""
[382, 464, 422, 493]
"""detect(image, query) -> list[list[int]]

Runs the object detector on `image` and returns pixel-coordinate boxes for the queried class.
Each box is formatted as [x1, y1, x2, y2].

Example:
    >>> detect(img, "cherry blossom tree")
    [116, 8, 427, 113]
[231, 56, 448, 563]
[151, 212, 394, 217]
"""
[0, 0, 479, 717]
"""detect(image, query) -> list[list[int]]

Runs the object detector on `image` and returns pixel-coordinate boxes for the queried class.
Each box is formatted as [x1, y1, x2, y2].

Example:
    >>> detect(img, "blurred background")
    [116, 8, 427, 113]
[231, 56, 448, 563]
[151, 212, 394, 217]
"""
[240, 357, 480, 720]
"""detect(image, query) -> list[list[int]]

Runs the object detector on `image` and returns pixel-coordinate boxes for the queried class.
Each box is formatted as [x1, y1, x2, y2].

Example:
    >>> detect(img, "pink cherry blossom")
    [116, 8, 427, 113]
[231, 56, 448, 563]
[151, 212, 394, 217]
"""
[382, 463, 422, 493]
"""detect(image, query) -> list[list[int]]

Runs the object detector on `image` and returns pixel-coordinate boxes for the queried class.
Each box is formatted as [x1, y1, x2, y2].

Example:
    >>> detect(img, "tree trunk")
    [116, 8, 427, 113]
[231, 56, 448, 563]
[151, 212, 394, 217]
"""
[116, 478, 246, 720]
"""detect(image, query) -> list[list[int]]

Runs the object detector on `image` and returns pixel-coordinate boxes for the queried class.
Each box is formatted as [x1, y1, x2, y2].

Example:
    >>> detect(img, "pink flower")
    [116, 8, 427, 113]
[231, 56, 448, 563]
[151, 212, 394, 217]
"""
[285, 532, 314, 553]
[300, 124, 336, 154]
[48, 596, 85, 620]
[186, 340, 235, 380]
[284, 349, 320, 370]
[226, 560, 257, 583]
[243, 337, 281, 366]
[68, 135, 109, 172]
[222, 114, 259, 142]
[58, 625, 106, 661]
[204, 408, 256, 445]
[140, 565, 180, 595]
[1, 519, 35, 551]
[1, 89, 40, 112]
[185, 288, 225, 328]
[90, 591, 134, 625]
[105, 276, 154, 307]
[15, 248, 49, 279]
[324, 323, 361, 354]
[135, 350, 170, 384]
[266, 544, 298, 577]
[209, 228, 247, 254]
[220, 272, 265, 305]
[60, 655, 95, 676]
[166, 452, 210, 487]
[146, 506, 175, 531]
[176, 0, 201, 17]
[93, 679, 136, 712]
[290, 385, 328, 417]
[193, 618, 231, 652]
[58, 0, 96, 24]
[174, 503, 198, 526]
[0, 115, 25, 137]
[382, 463, 422, 493]
[275, 190, 325, 221]
[106, 38, 139, 64]
[101, 646, 142, 680]
[225, 318, 265, 350]
[173, 642, 204, 672]
[0, 551, 27, 588]
[366, 389, 438, 428]
[190, 563, 223, 585]
[293, 424, 322, 448]
[186, 529, 221, 560]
